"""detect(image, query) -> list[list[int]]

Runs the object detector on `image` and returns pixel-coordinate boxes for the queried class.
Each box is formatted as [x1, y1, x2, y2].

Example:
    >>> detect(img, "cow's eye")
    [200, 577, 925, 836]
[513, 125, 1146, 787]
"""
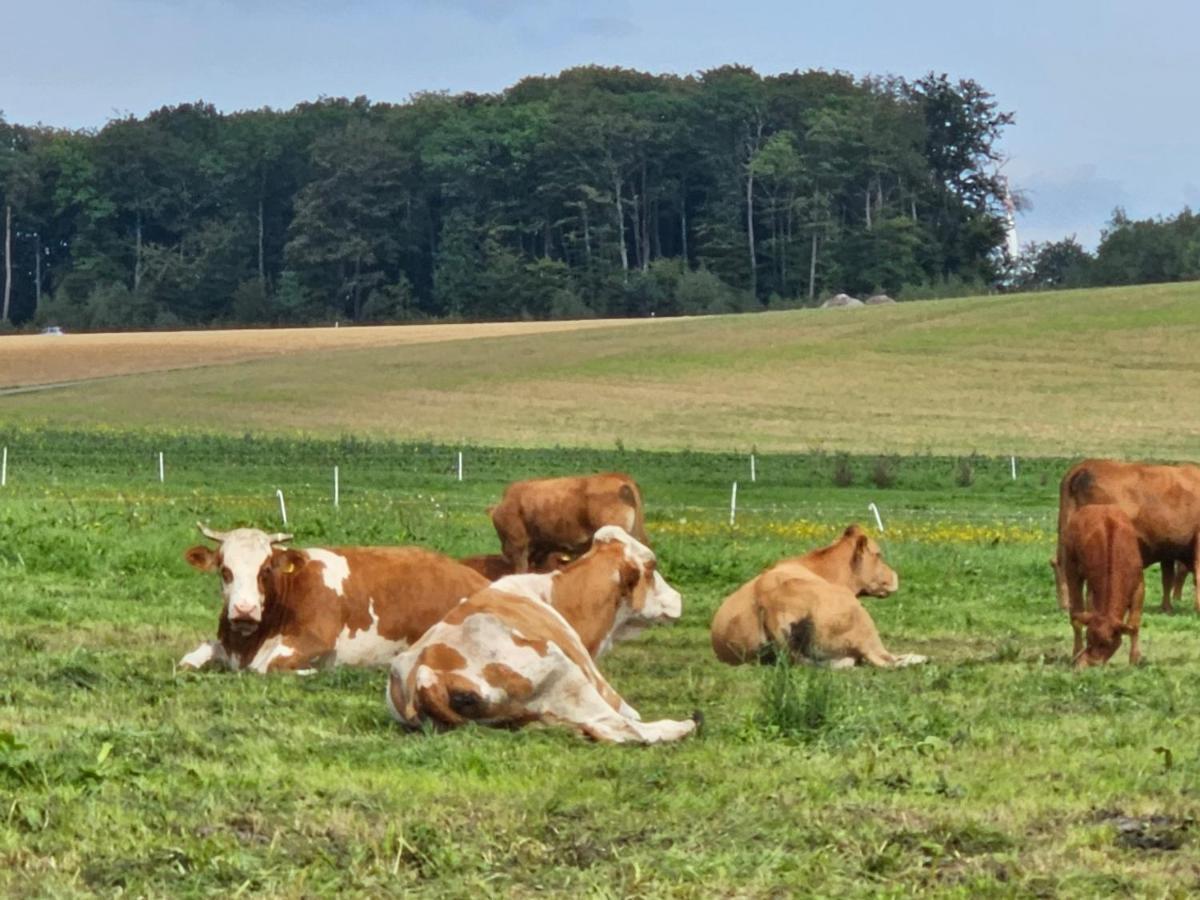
[221, 567, 233, 584]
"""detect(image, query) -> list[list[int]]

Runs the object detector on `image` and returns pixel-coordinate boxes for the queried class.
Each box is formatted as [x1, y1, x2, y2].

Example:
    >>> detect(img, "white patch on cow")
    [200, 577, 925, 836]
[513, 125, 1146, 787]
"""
[306, 548, 350, 596]
[247, 635, 296, 673]
[644, 570, 683, 621]
[215, 528, 278, 624]
[334, 599, 409, 667]
[178, 640, 227, 671]
[490, 572, 557, 605]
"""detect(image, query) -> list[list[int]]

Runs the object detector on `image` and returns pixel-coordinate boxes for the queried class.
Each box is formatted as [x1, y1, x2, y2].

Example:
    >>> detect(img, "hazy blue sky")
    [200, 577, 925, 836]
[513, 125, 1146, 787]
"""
[3, 0, 1195, 247]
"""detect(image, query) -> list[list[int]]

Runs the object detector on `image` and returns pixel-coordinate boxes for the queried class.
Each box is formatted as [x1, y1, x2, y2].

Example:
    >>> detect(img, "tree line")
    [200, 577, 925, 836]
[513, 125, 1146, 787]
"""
[0, 65, 1017, 329]
[1013, 207, 1200, 292]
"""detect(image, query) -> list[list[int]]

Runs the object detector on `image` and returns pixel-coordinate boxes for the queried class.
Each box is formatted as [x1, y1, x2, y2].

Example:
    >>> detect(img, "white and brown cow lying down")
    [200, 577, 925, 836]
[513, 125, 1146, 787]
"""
[710, 524, 926, 669]
[388, 526, 696, 744]
[179, 524, 488, 674]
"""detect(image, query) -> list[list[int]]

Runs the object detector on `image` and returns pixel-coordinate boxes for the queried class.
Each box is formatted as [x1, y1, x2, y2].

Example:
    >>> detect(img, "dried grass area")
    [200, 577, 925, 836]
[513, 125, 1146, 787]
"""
[0, 318, 654, 389]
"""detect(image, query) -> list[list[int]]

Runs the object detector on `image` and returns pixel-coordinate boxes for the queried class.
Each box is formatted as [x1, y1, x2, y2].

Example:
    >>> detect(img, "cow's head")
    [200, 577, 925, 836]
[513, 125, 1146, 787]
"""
[842, 524, 900, 598]
[1070, 611, 1133, 668]
[184, 523, 295, 634]
[593, 525, 683, 623]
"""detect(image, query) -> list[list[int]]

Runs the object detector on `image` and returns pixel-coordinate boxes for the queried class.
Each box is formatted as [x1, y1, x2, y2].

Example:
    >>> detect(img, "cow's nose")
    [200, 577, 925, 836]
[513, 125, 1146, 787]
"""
[232, 602, 259, 619]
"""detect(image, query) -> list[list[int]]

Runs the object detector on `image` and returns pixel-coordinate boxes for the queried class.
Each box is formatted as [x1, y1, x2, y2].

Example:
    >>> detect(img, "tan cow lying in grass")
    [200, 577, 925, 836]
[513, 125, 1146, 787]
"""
[710, 524, 926, 669]
[388, 527, 696, 744]
[180, 524, 487, 673]
[1061, 505, 1145, 668]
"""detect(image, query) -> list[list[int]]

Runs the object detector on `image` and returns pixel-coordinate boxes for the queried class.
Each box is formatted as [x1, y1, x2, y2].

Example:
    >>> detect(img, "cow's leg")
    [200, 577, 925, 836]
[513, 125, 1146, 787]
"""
[246, 635, 330, 674]
[1175, 563, 1189, 611]
[1051, 555, 1069, 611]
[1065, 562, 1086, 663]
[1128, 579, 1145, 666]
[178, 640, 229, 671]
[1161, 561, 1176, 613]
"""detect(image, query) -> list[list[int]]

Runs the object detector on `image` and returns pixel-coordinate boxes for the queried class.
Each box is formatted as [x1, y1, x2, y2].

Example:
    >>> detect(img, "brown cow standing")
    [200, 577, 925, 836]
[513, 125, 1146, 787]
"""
[490, 472, 648, 573]
[1053, 459, 1200, 611]
[1061, 505, 1145, 668]
[179, 524, 488, 673]
[710, 524, 925, 668]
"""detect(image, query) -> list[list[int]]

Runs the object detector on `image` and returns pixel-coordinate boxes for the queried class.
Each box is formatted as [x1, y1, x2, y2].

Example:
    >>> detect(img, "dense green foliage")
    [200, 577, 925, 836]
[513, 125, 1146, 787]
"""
[4, 430, 1200, 895]
[1012, 207, 1200, 291]
[0, 67, 1015, 328]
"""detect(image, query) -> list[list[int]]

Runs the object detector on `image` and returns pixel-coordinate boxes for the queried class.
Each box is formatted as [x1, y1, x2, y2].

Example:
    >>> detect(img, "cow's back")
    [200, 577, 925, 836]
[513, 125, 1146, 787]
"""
[326, 546, 489, 647]
[1058, 459, 1200, 560]
[497, 472, 645, 546]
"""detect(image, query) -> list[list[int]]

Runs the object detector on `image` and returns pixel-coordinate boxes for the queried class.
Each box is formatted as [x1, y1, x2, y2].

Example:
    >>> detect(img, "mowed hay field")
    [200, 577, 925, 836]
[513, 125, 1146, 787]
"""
[5, 285, 1200, 895]
[4, 282, 1200, 456]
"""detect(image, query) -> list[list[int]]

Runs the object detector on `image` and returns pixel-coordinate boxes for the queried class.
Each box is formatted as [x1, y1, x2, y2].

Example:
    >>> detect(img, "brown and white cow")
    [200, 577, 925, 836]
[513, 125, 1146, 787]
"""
[387, 526, 695, 744]
[1053, 459, 1200, 610]
[710, 524, 924, 669]
[457, 550, 575, 582]
[490, 473, 648, 573]
[179, 524, 488, 674]
[1061, 504, 1145, 668]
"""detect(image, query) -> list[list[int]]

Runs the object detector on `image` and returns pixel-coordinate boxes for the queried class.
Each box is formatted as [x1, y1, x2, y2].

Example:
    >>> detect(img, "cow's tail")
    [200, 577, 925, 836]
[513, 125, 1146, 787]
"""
[1056, 463, 1096, 560]
[619, 480, 649, 544]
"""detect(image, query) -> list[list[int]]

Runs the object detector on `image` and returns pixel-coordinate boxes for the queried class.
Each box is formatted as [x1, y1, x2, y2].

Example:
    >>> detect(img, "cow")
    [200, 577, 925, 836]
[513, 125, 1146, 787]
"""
[457, 550, 575, 582]
[387, 526, 696, 744]
[178, 524, 488, 674]
[490, 473, 648, 573]
[710, 524, 925, 669]
[1061, 505, 1145, 668]
[1053, 459, 1200, 611]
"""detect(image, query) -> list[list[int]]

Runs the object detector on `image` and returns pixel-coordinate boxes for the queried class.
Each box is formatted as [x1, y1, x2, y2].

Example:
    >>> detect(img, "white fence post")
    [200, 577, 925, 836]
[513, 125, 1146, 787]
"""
[750, 453, 756, 483]
[333, 465, 340, 508]
[1, 446, 6, 488]
[868, 501, 884, 533]
[1011, 455, 1017, 481]
[457, 451, 463, 482]
[158, 451, 165, 483]
[276, 489, 288, 526]
[729, 481, 738, 526]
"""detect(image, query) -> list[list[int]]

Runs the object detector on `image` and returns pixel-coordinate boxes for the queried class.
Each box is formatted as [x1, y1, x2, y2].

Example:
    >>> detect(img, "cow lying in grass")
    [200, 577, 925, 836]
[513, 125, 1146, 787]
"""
[388, 526, 696, 744]
[179, 524, 488, 673]
[710, 524, 926, 669]
[1061, 505, 1145, 668]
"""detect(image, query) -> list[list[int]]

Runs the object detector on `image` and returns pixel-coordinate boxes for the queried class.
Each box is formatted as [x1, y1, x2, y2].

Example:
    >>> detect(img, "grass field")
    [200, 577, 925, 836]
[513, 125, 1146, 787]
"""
[4, 283, 1200, 456]
[4, 430, 1200, 896]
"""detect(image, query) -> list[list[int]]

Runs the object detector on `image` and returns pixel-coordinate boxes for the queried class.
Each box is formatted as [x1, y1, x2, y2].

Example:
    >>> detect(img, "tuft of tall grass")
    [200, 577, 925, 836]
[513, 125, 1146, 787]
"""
[755, 655, 839, 741]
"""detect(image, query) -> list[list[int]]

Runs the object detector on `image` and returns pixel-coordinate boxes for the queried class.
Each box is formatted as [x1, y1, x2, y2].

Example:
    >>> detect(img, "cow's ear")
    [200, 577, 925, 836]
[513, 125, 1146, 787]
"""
[184, 545, 218, 572]
[620, 560, 641, 590]
[271, 548, 306, 575]
[843, 523, 865, 540]
[1071, 612, 1094, 627]
[851, 534, 869, 567]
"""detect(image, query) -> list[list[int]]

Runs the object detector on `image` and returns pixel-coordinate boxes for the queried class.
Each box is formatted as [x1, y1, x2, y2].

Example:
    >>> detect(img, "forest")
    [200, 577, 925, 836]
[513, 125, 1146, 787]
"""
[1, 65, 1023, 328]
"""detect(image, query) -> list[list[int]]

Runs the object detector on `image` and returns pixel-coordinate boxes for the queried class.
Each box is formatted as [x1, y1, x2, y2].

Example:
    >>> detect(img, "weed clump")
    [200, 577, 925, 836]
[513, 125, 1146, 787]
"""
[870, 456, 897, 489]
[955, 457, 975, 487]
[832, 455, 854, 487]
[755, 656, 839, 741]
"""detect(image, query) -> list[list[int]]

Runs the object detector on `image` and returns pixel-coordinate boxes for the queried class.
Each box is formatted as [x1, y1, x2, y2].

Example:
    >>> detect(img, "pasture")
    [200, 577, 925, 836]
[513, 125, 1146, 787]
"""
[4, 430, 1200, 896]
[3, 282, 1200, 456]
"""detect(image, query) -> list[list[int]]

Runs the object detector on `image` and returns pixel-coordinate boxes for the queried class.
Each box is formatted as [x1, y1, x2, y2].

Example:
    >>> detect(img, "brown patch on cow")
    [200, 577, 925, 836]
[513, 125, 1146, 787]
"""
[512, 633, 550, 655]
[422, 642, 468, 673]
[482, 663, 535, 700]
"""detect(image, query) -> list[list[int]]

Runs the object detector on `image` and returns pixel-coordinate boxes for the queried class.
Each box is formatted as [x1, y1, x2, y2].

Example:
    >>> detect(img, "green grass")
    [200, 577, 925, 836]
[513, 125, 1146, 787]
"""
[4, 430, 1200, 896]
[5, 282, 1200, 456]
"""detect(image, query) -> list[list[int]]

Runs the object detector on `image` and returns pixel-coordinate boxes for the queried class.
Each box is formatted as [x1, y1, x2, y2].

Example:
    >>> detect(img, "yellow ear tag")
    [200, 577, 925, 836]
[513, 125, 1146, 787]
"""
[284, 562, 295, 573]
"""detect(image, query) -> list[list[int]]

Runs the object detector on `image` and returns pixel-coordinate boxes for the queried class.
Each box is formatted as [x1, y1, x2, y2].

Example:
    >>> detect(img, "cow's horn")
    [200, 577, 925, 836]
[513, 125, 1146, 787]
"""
[197, 522, 230, 542]
[267, 532, 293, 545]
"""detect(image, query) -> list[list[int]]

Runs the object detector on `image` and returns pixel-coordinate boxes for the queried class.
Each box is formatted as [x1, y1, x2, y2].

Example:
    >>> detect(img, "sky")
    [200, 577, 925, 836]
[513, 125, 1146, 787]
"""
[2, 0, 1196, 249]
